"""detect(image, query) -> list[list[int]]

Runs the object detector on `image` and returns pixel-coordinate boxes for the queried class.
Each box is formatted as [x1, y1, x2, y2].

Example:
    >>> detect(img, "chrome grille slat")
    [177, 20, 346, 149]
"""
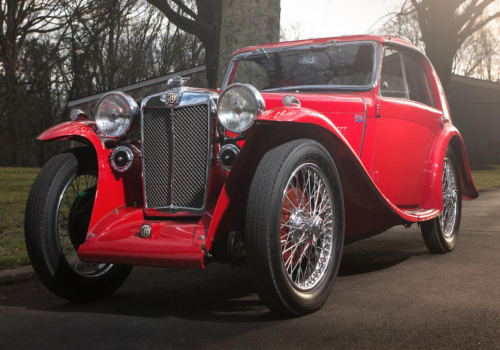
[142, 103, 209, 211]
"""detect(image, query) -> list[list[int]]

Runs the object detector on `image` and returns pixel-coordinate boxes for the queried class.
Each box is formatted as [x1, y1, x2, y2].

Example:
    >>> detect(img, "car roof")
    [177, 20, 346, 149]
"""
[233, 34, 418, 56]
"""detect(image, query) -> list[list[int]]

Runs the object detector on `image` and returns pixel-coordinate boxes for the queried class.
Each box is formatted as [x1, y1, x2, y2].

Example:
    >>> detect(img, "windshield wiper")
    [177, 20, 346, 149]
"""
[243, 47, 270, 59]
[323, 39, 339, 47]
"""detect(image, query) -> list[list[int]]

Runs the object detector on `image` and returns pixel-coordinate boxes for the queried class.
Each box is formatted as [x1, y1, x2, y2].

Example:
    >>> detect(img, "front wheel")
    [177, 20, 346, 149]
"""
[246, 140, 345, 317]
[421, 146, 462, 253]
[25, 150, 132, 302]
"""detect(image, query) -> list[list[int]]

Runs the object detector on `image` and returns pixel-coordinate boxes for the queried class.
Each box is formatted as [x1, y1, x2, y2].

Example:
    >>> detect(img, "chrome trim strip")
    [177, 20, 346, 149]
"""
[347, 93, 368, 158]
[140, 88, 219, 215]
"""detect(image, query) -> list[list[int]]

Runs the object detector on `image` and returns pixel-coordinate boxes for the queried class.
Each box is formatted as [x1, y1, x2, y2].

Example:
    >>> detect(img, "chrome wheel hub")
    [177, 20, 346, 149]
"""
[440, 159, 458, 238]
[280, 163, 335, 291]
[288, 211, 324, 245]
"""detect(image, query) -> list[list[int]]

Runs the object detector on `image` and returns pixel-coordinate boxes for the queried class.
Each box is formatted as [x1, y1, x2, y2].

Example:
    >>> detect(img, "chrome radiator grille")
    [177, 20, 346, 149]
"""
[142, 104, 210, 211]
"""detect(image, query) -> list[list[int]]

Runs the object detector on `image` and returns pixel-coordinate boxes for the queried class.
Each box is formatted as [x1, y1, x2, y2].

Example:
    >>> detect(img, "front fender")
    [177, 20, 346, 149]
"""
[37, 120, 106, 150]
[37, 121, 143, 231]
[205, 107, 429, 251]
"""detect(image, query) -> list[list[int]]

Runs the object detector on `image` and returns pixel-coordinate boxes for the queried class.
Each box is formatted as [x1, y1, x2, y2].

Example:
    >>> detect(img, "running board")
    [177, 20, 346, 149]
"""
[401, 208, 440, 220]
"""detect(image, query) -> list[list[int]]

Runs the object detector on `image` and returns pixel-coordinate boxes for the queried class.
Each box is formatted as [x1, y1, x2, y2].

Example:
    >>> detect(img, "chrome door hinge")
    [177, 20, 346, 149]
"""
[440, 116, 450, 127]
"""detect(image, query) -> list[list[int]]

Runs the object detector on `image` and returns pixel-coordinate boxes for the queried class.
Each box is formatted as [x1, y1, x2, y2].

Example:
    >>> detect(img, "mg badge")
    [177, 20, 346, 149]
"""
[140, 224, 152, 238]
[166, 92, 177, 105]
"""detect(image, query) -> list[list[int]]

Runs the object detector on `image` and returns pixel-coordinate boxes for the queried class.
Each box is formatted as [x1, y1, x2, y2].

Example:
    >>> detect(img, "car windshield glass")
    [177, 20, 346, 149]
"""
[230, 43, 375, 91]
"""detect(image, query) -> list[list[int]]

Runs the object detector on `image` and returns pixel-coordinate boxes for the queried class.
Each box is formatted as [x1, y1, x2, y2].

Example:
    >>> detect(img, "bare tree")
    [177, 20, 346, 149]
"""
[144, 0, 280, 88]
[380, 0, 500, 91]
[0, 0, 70, 165]
[0, 0, 208, 166]
[280, 22, 303, 42]
[144, 0, 222, 87]
[454, 26, 500, 81]
[380, 2, 500, 83]
[62, 0, 203, 99]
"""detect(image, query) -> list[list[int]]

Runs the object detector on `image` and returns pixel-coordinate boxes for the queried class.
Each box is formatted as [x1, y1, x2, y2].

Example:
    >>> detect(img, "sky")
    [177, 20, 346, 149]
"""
[281, 0, 404, 40]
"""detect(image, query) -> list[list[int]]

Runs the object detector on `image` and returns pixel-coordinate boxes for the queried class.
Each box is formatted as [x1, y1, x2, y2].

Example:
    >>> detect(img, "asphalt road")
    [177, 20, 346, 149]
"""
[1, 191, 500, 350]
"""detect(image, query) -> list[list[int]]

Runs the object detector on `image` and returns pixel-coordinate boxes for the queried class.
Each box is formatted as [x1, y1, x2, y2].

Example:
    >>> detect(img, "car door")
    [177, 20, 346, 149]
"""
[370, 48, 442, 208]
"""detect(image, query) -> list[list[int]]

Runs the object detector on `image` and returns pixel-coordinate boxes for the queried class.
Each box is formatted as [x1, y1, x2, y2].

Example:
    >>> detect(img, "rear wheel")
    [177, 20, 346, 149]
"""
[421, 146, 462, 253]
[246, 140, 344, 317]
[25, 150, 132, 302]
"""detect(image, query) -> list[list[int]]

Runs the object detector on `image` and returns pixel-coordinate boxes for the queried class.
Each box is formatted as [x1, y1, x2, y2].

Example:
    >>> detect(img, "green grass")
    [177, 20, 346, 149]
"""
[0, 167, 40, 269]
[0, 163, 499, 271]
[470, 164, 500, 189]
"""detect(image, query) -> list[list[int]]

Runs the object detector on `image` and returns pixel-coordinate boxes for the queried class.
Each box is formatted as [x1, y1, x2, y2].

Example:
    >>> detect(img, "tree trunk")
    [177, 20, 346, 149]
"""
[4, 45, 20, 166]
[216, 0, 281, 87]
[204, 38, 221, 89]
[424, 45, 457, 94]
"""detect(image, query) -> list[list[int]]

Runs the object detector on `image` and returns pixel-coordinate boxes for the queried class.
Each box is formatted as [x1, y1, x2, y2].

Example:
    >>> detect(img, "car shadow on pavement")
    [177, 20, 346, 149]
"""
[339, 229, 429, 276]
[0, 230, 429, 323]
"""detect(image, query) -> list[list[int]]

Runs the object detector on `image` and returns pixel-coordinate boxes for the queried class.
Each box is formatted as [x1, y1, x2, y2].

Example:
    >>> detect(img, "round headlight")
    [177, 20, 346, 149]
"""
[94, 92, 139, 137]
[218, 84, 265, 133]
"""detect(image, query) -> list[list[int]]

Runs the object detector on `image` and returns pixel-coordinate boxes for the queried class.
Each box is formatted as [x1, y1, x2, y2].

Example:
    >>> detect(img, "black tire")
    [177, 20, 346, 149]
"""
[421, 146, 462, 254]
[25, 150, 132, 302]
[246, 139, 344, 317]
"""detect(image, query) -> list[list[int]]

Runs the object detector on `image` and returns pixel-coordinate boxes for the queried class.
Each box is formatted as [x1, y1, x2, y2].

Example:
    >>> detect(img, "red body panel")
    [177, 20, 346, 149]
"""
[37, 35, 478, 269]
[371, 98, 442, 207]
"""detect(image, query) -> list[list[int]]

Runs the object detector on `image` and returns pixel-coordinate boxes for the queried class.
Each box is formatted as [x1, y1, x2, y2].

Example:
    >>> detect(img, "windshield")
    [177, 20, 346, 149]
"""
[228, 43, 376, 91]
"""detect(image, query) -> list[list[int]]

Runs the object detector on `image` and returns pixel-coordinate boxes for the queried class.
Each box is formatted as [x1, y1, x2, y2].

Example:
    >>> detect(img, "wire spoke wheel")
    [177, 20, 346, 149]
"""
[439, 159, 458, 238]
[246, 140, 344, 316]
[56, 173, 112, 277]
[280, 163, 335, 291]
[420, 147, 462, 254]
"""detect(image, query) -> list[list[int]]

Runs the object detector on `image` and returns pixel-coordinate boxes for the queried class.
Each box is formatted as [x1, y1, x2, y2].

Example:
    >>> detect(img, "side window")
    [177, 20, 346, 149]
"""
[403, 53, 435, 107]
[380, 49, 406, 99]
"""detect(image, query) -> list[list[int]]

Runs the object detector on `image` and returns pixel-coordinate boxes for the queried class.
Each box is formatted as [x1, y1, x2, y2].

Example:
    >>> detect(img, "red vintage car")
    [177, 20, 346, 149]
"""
[25, 35, 479, 316]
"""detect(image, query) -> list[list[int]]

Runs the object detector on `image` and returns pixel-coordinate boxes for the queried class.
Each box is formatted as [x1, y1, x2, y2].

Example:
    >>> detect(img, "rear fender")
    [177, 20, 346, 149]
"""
[205, 108, 405, 251]
[37, 121, 143, 231]
[422, 125, 479, 211]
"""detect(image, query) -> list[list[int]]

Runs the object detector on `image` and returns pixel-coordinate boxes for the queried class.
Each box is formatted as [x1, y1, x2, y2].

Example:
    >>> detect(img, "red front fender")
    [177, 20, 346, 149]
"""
[204, 107, 450, 251]
[37, 121, 143, 231]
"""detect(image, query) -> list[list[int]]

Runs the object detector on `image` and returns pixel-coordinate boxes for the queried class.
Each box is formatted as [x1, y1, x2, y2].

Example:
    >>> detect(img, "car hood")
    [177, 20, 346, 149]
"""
[260, 92, 369, 116]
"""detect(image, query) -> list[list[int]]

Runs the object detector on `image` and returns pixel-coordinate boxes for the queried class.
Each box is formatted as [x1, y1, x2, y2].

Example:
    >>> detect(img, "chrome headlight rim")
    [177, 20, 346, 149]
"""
[218, 83, 266, 134]
[94, 91, 139, 138]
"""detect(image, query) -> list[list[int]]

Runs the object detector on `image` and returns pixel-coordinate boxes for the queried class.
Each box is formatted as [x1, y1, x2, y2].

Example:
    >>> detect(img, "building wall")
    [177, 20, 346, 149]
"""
[448, 75, 500, 165]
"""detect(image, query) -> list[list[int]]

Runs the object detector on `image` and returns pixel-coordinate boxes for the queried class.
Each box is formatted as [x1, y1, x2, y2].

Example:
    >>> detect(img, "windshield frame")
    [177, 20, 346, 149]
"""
[222, 40, 381, 92]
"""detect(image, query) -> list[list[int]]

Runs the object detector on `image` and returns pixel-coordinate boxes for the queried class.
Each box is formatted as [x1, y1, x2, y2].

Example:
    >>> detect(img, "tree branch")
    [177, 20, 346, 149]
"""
[146, 0, 211, 41]
[458, 11, 500, 45]
[170, 0, 204, 24]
